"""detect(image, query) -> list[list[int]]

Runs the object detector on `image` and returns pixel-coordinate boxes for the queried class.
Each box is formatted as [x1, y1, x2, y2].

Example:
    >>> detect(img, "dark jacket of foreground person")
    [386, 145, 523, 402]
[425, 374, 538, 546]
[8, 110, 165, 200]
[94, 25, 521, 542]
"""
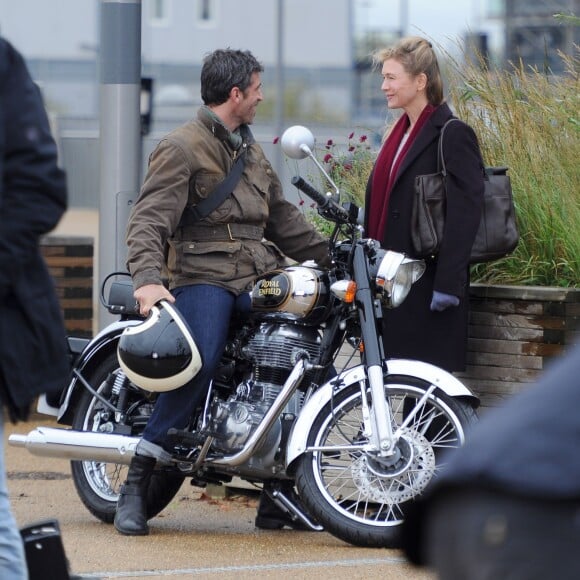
[0, 37, 69, 421]
[402, 343, 580, 576]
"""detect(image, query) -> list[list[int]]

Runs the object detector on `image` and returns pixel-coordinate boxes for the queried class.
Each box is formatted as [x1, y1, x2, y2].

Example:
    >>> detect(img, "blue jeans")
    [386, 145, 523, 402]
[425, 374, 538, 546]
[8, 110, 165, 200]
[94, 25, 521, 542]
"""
[0, 412, 28, 579]
[141, 285, 250, 449]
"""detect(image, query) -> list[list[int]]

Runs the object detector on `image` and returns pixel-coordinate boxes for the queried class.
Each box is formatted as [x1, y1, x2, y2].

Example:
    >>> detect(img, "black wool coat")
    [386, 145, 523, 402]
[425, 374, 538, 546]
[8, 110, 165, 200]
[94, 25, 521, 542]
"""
[0, 38, 70, 421]
[365, 103, 484, 372]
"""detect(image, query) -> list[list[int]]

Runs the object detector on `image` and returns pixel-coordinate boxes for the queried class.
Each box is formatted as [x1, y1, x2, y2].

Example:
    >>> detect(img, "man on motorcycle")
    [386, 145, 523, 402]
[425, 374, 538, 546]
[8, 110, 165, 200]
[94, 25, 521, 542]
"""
[116, 48, 331, 536]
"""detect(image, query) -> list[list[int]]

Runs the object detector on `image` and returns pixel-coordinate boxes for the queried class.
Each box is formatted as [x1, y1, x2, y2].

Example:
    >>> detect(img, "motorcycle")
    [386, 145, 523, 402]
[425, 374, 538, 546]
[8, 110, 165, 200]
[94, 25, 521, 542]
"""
[10, 125, 478, 548]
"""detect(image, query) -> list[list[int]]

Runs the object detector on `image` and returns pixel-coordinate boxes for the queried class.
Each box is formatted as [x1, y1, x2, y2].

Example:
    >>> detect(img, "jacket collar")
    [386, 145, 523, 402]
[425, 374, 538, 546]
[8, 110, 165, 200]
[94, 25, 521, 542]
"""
[393, 102, 453, 179]
[197, 106, 254, 151]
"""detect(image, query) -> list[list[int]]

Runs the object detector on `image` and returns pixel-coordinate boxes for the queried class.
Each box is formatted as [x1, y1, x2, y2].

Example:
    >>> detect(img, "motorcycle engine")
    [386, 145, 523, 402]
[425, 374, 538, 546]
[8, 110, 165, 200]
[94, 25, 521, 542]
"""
[209, 322, 322, 457]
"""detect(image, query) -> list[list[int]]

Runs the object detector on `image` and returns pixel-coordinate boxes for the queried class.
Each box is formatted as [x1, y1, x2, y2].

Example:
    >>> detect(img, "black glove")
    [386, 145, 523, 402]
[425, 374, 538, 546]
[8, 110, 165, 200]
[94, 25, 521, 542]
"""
[430, 291, 459, 312]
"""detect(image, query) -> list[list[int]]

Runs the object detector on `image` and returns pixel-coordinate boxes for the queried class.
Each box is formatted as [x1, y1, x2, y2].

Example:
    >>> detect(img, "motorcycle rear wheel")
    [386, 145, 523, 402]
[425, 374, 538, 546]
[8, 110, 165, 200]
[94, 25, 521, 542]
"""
[295, 376, 477, 548]
[70, 352, 185, 524]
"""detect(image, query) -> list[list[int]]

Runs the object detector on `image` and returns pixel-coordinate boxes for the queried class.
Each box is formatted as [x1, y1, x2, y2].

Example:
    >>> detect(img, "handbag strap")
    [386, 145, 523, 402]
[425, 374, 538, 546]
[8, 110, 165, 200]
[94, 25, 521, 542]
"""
[438, 117, 488, 180]
[179, 145, 247, 225]
[437, 118, 460, 177]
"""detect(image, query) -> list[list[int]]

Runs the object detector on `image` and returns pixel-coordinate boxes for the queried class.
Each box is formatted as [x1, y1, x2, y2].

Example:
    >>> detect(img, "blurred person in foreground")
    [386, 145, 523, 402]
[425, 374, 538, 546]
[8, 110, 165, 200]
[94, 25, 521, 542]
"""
[365, 36, 484, 372]
[401, 343, 580, 579]
[115, 48, 331, 536]
[0, 37, 69, 579]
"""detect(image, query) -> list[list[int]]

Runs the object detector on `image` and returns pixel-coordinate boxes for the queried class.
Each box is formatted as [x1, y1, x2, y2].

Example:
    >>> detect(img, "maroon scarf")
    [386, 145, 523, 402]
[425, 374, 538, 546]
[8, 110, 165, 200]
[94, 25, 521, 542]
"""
[367, 104, 435, 241]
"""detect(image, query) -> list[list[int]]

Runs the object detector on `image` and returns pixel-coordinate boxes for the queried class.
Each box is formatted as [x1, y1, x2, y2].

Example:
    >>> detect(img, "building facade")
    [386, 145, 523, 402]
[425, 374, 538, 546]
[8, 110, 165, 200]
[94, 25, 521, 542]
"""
[0, 0, 354, 122]
[489, 0, 579, 72]
[2, 0, 575, 209]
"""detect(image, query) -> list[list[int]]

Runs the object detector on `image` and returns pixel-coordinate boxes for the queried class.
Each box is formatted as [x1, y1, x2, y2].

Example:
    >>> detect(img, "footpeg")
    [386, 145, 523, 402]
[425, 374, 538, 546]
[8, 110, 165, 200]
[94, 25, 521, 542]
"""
[269, 486, 324, 532]
[166, 428, 205, 448]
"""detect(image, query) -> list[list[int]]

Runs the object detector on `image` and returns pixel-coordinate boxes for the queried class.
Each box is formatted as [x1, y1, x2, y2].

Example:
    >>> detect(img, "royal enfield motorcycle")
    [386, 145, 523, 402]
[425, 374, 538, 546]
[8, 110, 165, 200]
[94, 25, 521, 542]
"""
[10, 126, 478, 548]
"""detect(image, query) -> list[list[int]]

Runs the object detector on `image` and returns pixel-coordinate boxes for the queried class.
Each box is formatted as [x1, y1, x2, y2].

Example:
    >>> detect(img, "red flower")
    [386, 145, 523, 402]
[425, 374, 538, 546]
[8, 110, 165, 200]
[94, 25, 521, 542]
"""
[272, 136, 279, 144]
[323, 153, 333, 163]
[299, 199, 305, 206]
[326, 139, 334, 147]
[348, 132, 355, 139]
[359, 135, 368, 143]
[348, 145, 355, 152]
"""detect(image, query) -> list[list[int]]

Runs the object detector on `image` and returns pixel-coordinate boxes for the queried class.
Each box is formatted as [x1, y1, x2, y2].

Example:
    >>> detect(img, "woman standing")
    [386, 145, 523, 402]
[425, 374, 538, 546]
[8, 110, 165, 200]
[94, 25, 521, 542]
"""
[365, 36, 484, 372]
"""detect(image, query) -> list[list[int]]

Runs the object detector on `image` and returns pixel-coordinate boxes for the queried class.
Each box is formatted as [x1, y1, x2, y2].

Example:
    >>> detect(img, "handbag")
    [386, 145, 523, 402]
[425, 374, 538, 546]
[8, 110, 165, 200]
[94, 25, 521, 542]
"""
[412, 118, 519, 264]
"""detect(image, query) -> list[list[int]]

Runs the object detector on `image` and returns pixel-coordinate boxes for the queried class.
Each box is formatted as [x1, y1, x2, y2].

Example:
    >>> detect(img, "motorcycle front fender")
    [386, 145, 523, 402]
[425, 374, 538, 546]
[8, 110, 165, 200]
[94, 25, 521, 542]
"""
[57, 319, 141, 424]
[285, 359, 479, 469]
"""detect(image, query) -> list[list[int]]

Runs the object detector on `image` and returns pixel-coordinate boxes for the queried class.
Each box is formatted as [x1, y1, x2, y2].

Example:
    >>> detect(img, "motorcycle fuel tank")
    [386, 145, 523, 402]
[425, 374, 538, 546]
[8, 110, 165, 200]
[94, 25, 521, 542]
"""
[251, 266, 331, 323]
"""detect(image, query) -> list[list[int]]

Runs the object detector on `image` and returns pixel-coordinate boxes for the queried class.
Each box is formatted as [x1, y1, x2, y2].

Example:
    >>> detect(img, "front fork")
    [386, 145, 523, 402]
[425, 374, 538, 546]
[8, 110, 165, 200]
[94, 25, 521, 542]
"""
[352, 245, 395, 457]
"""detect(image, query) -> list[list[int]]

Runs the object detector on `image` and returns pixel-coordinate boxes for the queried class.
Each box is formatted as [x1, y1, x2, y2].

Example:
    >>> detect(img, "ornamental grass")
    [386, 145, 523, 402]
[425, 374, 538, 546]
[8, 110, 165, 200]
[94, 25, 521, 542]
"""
[443, 45, 579, 287]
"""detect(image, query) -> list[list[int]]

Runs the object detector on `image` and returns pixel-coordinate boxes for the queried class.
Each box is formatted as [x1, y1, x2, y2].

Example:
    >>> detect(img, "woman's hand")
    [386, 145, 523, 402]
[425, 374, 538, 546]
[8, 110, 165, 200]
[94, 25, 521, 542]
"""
[430, 291, 459, 312]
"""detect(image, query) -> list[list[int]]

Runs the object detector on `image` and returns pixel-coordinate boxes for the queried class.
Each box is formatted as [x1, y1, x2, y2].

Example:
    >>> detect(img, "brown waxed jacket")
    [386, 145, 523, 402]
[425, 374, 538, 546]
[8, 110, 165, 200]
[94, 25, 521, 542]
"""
[126, 107, 330, 294]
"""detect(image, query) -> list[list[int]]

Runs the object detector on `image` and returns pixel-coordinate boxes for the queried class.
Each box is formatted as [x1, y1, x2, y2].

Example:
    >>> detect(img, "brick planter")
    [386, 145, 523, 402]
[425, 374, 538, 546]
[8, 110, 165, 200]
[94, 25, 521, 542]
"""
[40, 235, 94, 338]
[457, 284, 580, 411]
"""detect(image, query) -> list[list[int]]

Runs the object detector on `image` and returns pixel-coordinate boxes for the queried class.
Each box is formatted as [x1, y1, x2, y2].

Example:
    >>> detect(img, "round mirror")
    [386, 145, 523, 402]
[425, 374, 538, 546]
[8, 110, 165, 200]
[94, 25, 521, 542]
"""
[281, 125, 315, 159]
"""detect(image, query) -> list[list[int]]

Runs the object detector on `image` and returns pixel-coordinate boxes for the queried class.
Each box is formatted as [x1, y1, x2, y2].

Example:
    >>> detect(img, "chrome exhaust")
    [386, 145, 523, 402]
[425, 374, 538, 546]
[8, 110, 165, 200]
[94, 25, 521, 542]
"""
[8, 427, 139, 465]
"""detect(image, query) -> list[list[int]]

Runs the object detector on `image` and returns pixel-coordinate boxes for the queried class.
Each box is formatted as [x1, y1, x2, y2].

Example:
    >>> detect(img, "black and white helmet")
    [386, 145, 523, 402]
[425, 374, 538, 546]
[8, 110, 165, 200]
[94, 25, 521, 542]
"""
[117, 300, 202, 392]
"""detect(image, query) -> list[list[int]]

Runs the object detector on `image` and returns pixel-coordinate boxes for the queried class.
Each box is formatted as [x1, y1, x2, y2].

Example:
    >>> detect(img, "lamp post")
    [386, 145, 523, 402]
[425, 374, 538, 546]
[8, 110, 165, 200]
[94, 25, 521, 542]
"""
[399, 0, 408, 38]
[98, 0, 142, 329]
[273, 0, 285, 177]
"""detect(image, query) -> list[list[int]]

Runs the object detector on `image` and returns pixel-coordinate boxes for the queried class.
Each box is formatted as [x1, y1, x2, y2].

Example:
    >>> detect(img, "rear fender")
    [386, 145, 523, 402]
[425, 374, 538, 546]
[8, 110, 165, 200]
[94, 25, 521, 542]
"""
[286, 359, 478, 469]
[58, 320, 141, 425]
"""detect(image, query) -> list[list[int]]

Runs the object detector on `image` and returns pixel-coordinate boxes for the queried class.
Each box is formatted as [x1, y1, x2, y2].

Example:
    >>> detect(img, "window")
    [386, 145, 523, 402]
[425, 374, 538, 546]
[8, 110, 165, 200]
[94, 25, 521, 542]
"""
[149, 0, 171, 26]
[196, 0, 218, 27]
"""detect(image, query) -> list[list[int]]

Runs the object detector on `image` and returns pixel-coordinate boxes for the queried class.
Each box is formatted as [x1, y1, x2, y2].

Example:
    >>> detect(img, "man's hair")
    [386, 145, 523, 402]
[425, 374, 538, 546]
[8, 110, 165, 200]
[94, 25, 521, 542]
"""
[200, 49, 264, 106]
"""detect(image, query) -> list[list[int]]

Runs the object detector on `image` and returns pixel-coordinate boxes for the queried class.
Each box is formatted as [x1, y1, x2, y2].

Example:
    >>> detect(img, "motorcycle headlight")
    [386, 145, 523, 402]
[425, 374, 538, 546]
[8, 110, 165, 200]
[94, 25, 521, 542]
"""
[375, 251, 426, 309]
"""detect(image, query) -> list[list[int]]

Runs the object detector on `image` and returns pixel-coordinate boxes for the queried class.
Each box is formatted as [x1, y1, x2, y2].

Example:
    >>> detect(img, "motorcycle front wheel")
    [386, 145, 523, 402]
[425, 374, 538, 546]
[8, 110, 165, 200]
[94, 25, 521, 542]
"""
[70, 352, 185, 524]
[295, 376, 477, 548]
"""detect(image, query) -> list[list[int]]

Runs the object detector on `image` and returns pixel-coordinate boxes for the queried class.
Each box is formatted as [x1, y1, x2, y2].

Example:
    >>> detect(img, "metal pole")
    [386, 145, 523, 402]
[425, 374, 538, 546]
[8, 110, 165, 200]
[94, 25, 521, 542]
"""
[273, 0, 285, 176]
[399, 0, 408, 38]
[98, 0, 141, 329]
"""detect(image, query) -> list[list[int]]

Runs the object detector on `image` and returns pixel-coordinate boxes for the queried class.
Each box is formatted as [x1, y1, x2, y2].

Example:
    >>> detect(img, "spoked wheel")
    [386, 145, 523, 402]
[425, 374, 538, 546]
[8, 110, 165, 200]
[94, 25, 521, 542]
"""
[295, 376, 477, 548]
[70, 352, 185, 523]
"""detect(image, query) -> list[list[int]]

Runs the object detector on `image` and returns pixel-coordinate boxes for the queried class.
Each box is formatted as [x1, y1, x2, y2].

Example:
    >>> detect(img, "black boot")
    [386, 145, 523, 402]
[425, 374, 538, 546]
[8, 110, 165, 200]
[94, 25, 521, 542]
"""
[255, 482, 314, 531]
[114, 454, 156, 536]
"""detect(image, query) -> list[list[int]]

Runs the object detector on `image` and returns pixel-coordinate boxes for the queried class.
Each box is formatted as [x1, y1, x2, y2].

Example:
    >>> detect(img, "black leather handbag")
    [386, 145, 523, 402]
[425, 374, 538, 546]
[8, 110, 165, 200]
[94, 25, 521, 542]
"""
[412, 119, 519, 264]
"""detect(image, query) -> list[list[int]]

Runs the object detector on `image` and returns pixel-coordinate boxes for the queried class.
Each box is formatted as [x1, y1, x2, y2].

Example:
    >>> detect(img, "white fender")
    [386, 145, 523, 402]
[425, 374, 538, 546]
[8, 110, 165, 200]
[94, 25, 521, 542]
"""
[58, 319, 142, 423]
[286, 359, 478, 468]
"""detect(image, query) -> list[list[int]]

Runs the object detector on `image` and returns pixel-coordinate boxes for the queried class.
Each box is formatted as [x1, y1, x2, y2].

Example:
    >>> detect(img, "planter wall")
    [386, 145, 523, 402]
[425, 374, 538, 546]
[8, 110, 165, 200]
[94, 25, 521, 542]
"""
[457, 284, 580, 412]
[40, 235, 94, 338]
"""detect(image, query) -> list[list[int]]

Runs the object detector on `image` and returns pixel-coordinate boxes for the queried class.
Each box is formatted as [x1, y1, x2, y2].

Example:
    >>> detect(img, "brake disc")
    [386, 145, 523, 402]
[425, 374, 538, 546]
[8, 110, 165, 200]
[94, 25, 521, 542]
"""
[351, 427, 436, 504]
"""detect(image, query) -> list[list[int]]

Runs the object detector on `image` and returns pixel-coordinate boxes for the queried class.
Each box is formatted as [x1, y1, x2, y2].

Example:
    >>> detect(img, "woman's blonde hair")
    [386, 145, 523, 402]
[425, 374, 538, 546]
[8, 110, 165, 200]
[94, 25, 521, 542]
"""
[374, 36, 444, 106]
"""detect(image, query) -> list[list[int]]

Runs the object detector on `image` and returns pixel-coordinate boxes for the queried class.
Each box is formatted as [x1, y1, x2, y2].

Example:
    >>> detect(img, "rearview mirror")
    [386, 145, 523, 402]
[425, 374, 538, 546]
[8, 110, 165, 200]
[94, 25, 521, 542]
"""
[280, 125, 339, 195]
[281, 125, 315, 160]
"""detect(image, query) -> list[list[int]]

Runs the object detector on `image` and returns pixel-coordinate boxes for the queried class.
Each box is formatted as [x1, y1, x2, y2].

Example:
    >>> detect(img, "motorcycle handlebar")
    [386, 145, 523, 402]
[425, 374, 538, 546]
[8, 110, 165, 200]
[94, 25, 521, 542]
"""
[291, 175, 330, 208]
[291, 175, 351, 223]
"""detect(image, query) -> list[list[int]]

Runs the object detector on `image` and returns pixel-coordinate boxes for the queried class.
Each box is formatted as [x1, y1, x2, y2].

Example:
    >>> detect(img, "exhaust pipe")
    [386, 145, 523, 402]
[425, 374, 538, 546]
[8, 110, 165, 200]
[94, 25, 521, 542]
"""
[8, 427, 139, 465]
